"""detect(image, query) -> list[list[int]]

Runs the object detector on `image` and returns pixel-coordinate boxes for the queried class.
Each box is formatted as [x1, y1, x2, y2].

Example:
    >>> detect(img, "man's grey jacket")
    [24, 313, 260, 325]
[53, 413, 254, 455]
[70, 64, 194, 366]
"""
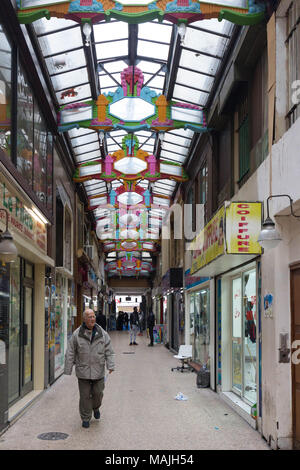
[64, 323, 115, 380]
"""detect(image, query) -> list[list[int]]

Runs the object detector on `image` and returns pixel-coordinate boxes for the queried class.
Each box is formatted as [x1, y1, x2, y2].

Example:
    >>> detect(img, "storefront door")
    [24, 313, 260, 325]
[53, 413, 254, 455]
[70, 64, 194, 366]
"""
[290, 265, 300, 448]
[8, 259, 34, 404]
[21, 282, 33, 396]
[231, 268, 257, 404]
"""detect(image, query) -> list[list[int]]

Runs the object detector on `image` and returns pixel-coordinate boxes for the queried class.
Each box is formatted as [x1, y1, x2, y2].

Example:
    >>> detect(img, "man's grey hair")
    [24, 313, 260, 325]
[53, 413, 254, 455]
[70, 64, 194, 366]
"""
[83, 309, 96, 320]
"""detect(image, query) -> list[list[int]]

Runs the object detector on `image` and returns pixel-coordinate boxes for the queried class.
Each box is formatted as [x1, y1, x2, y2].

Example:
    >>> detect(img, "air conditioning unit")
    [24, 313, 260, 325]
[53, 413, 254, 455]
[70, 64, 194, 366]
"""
[84, 245, 94, 259]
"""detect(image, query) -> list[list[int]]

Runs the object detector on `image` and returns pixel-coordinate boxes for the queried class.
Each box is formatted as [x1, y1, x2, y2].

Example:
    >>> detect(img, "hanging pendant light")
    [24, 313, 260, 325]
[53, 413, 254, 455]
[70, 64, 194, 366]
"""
[0, 209, 18, 263]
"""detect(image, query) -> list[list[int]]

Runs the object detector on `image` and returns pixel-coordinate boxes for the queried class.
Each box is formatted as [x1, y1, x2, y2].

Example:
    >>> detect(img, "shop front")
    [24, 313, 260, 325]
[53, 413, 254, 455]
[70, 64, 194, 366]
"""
[161, 268, 184, 352]
[190, 202, 262, 424]
[0, 169, 54, 429]
[185, 270, 210, 369]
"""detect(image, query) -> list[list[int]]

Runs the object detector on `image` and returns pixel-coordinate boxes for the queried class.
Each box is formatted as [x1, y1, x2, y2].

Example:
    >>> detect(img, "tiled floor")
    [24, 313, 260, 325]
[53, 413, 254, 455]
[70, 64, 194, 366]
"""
[0, 330, 270, 450]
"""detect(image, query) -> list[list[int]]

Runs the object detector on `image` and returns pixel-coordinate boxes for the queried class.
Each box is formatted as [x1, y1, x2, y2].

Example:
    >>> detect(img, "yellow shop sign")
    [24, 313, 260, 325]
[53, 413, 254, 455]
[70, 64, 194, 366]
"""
[191, 205, 225, 274]
[226, 202, 262, 255]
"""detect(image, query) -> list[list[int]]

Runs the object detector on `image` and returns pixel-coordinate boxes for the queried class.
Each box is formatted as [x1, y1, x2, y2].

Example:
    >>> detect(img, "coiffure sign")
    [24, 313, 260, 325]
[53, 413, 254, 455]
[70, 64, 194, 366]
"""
[190, 202, 262, 274]
[226, 202, 262, 254]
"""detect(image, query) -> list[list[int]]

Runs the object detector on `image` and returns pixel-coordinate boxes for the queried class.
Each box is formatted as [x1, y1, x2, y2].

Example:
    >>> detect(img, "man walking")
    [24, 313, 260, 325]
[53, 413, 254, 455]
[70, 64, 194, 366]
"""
[129, 306, 139, 345]
[64, 309, 115, 428]
[147, 310, 155, 347]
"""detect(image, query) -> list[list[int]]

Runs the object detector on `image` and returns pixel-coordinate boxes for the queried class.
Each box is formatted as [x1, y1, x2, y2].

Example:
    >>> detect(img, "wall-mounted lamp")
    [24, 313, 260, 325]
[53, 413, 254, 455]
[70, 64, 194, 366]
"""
[258, 194, 300, 249]
[0, 208, 18, 263]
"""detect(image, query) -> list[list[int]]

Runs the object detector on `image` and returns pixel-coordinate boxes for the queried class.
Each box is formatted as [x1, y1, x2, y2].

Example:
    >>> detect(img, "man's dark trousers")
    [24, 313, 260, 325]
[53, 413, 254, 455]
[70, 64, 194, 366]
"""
[78, 378, 105, 421]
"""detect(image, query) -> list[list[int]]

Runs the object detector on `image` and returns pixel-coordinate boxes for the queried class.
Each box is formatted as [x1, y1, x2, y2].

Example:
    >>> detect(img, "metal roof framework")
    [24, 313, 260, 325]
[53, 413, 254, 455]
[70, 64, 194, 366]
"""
[31, 13, 236, 277]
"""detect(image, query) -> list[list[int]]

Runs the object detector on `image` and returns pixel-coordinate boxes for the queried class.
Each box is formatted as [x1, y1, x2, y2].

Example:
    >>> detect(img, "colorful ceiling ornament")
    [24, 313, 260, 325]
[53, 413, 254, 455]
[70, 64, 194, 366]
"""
[17, 1, 266, 27]
[102, 240, 159, 253]
[105, 253, 153, 275]
[75, 134, 187, 191]
[105, 252, 153, 277]
[58, 66, 207, 134]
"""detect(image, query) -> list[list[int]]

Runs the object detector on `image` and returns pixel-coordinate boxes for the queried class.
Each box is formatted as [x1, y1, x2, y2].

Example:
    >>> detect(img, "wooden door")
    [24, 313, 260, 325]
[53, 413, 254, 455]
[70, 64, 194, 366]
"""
[291, 266, 300, 448]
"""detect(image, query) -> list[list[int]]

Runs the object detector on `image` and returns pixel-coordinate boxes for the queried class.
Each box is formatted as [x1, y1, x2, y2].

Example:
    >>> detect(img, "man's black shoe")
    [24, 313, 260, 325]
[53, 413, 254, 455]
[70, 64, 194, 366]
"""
[148, 343, 153, 347]
[94, 409, 100, 420]
[133, 342, 138, 345]
[82, 421, 90, 428]
[129, 342, 133, 345]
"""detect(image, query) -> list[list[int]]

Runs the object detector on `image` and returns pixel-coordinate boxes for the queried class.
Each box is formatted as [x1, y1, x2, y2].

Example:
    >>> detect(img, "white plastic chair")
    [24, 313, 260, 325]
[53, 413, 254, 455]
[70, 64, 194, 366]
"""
[171, 345, 193, 373]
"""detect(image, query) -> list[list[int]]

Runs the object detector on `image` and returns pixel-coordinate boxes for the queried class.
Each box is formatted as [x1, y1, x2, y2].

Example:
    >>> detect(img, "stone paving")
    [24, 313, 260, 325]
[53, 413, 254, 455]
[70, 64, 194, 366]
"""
[0, 330, 270, 450]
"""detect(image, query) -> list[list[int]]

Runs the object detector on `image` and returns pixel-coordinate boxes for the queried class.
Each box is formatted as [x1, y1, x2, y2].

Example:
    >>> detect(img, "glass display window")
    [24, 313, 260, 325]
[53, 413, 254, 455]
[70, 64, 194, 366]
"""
[16, 61, 53, 213]
[189, 287, 210, 370]
[17, 63, 34, 187]
[231, 268, 257, 404]
[0, 25, 12, 161]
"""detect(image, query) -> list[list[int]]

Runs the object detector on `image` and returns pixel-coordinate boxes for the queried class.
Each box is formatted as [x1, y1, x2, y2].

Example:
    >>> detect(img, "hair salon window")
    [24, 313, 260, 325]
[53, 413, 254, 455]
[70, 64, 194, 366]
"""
[0, 25, 12, 160]
[16, 61, 53, 211]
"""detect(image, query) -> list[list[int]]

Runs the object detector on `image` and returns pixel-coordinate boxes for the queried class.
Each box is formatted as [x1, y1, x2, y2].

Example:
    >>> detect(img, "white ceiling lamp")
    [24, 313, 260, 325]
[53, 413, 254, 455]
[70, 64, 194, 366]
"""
[0, 208, 18, 263]
[82, 22, 92, 47]
[99, 130, 105, 144]
[258, 195, 299, 250]
[178, 23, 187, 45]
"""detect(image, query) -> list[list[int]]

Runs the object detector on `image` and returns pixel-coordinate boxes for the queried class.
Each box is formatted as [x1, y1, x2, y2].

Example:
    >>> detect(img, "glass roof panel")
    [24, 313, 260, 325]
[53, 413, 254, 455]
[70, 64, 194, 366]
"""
[173, 84, 207, 106]
[184, 28, 227, 56]
[180, 49, 220, 76]
[94, 21, 129, 42]
[138, 22, 172, 43]
[137, 41, 169, 61]
[34, 17, 76, 36]
[70, 131, 98, 147]
[75, 150, 101, 163]
[100, 60, 128, 74]
[56, 84, 91, 105]
[46, 49, 86, 76]
[96, 40, 128, 60]
[38, 27, 83, 57]
[74, 141, 100, 155]
[162, 141, 189, 155]
[160, 150, 187, 164]
[51, 67, 89, 91]
[176, 67, 214, 92]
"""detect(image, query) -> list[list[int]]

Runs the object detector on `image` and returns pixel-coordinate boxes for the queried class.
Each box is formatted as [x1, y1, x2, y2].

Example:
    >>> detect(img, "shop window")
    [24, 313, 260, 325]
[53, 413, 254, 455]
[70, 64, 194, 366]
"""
[33, 104, 47, 205]
[185, 184, 195, 239]
[8, 258, 21, 404]
[55, 191, 64, 267]
[238, 91, 250, 182]
[77, 198, 84, 250]
[15, 61, 53, 213]
[198, 163, 208, 224]
[231, 268, 257, 404]
[17, 63, 34, 187]
[47, 133, 53, 213]
[0, 25, 12, 161]
[64, 207, 72, 273]
[189, 288, 210, 369]
[286, 1, 300, 128]
[250, 49, 268, 169]
[217, 120, 232, 204]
